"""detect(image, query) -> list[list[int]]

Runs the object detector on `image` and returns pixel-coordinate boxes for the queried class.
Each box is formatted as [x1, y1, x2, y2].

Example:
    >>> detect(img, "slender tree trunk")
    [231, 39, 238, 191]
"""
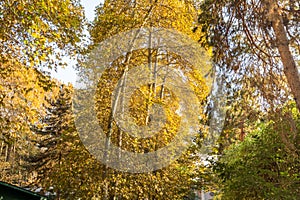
[266, 0, 300, 111]
[0, 141, 4, 159]
[5, 144, 11, 162]
[146, 28, 153, 126]
[13, 143, 15, 160]
[118, 71, 127, 158]
[102, 4, 157, 199]
[113, 65, 128, 200]
[145, 28, 153, 200]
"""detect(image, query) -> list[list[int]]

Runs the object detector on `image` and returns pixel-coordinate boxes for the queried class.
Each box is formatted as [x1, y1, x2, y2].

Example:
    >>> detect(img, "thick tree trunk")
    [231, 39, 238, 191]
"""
[266, 0, 300, 111]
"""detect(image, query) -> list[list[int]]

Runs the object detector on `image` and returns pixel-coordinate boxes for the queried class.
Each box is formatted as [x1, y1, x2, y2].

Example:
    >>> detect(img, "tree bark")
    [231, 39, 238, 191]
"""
[266, 0, 300, 111]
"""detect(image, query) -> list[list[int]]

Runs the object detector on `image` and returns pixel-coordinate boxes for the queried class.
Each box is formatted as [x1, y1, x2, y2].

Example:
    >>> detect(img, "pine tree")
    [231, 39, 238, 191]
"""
[26, 84, 86, 198]
[0, 58, 54, 186]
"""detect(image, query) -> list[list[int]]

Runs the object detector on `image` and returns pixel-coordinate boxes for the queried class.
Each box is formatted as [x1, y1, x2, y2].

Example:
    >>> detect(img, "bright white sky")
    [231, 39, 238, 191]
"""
[50, 0, 104, 85]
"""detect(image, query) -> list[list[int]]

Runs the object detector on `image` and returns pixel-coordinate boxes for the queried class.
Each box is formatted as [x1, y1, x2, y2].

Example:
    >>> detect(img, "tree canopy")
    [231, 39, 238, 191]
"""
[0, 0, 299, 199]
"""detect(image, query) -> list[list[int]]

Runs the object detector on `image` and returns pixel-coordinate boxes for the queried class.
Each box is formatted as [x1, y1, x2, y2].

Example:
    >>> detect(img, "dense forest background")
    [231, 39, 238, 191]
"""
[0, 0, 299, 199]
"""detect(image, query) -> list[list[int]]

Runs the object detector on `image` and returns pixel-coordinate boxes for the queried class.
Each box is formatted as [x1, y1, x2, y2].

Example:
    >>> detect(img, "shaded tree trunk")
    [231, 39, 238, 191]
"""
[266, 0, 300, 111]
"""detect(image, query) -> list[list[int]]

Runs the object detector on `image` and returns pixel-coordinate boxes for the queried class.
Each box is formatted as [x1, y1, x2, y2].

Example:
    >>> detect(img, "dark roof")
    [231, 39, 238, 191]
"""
[0, 181, 48, 200]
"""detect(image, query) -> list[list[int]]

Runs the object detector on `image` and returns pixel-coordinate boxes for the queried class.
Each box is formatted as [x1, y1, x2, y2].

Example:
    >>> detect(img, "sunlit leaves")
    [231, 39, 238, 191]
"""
[0, 0, 84, 69]
[0, 57, 57, 184]
[76, 0, 211, 198]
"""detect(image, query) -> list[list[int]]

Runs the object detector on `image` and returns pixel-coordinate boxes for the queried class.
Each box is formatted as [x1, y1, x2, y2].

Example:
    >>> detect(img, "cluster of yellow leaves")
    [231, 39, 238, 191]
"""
[91, 0, 205, 43]
[0, 57, 60, 184]
[0, 0, 84, 187]
[80, 0, 212, 199]
[0, 0, 84, 68]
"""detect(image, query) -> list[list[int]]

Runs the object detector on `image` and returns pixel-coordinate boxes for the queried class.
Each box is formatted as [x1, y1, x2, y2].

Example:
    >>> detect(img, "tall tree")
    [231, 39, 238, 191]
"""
[76, 0, 212, 199]
[26, 84, 102, 199]
[198, 0, 299, 111]
[264, 0, 300, 111]
[0, 58, 55, 185]
[0, 0, 84, 187]
[196, 1, 300, 197]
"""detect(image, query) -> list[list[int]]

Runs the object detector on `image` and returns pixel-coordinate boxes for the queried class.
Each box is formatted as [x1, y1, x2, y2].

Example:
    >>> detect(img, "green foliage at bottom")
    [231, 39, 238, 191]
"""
[215, 104, 300, 199]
